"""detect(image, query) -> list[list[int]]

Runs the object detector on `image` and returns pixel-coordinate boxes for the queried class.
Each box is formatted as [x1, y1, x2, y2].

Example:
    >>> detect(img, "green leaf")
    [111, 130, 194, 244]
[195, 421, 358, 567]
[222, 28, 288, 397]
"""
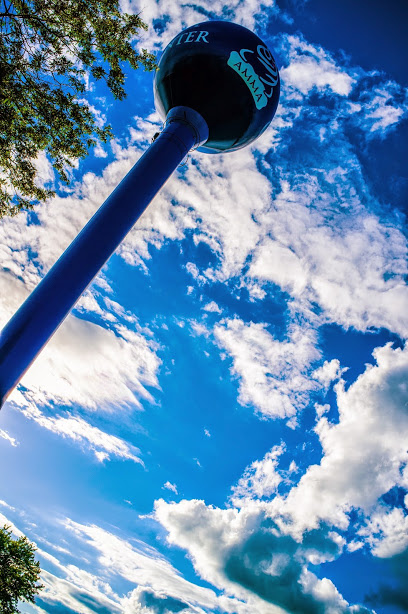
[0, 0, 158, 217]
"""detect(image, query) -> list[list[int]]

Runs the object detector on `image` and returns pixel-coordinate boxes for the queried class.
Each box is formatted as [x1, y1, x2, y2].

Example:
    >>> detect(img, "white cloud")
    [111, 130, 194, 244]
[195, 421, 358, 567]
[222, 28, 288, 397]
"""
[1, 303, 161, 460]
[122, 0, 279, 50]
[231, 444, 285, 502]
[153, 342, 408, 613]
[33, 151, 55, 188]
[0, 429, 18, 447]
[0, 500, 16, 511]
[203, 301, 221, 314]
[121, 139, 273, 283]
[312, 359, 345, 389]
[280, 35, 355, 96]
[278, 34, 408, 139]
[9, 316, 160, 411]
[214, 318, 320, 418]
[359, 505, 408, 559]
[163, 481, 178, 494]
[13, 402, 143, 463]
[154, 498, 369, 613]
[314, 402, 330, 418]
[0, 512, 24, 536]
[268, 343, 408, 536]
[39, 568, 122, 614]
[94, 142, 109, 158]
[367, 97, 404, 133]
[248, 176, 408, 338]
[357, 84, 408, 136]
[63, 519, 246, 613]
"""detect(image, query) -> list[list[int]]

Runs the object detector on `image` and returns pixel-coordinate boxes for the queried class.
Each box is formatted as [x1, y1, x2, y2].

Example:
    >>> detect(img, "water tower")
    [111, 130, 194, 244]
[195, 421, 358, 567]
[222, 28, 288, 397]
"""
[0, 20, 280, 407]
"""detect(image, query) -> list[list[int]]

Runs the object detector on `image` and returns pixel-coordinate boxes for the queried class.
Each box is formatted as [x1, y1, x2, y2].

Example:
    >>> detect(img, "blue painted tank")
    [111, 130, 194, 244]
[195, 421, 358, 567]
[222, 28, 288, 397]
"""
[154, 20, 280, 153]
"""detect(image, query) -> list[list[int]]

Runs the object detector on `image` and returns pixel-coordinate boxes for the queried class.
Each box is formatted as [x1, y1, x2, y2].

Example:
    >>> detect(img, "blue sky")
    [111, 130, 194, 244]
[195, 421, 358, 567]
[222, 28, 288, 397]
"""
[1, 0, 408, 613]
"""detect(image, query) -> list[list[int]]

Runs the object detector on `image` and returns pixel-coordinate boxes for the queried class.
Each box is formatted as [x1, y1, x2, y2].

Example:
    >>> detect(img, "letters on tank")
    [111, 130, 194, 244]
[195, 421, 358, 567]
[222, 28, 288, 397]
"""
[167, 30, 210, 46]
[227, 46, 279, 110]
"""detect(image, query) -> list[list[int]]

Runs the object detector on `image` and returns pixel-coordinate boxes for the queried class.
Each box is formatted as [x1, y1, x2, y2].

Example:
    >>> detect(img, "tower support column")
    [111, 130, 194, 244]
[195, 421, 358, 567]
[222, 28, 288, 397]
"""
[0, 107, 208, 407]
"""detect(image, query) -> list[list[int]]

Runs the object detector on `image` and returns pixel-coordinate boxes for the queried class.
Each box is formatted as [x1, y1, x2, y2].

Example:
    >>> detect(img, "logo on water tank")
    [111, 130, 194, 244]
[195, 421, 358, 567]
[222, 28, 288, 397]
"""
[227, 46, 279, 110]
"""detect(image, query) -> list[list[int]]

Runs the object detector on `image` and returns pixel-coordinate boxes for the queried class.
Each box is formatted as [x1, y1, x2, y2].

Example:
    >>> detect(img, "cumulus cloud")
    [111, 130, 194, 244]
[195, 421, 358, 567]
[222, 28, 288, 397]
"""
[155, 498, 370, 614]
[123, 586, 200, 613]
[273, 343, 408, 535]
[312, 359, 345, 390]
[153, 343, 408, 613]
[359, 505, 408, 559]
[203, 301, 221, 314]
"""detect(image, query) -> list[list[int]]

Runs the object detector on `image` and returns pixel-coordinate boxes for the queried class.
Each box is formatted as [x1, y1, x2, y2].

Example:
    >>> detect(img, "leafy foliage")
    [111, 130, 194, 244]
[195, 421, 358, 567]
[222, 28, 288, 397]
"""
[0, 0, 157, 217]
[0, 525, 43, 613]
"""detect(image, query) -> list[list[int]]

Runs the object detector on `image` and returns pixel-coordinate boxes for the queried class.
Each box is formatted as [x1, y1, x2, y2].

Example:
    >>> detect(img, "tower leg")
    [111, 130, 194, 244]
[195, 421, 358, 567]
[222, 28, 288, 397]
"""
[0, 107, 208, 408]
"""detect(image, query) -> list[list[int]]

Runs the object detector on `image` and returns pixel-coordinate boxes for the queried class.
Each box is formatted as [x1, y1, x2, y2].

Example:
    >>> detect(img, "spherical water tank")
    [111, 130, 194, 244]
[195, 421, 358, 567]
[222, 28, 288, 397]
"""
[154, 20, 280, 153]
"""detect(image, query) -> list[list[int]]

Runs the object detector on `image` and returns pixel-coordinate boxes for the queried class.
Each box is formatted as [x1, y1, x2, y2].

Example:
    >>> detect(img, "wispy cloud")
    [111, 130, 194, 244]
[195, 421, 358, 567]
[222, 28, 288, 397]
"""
[62, 518, 244, 613]
[163, 481, 178, 495]
[354, 82, 408, 136]
[14, 400, 143, 463]
[280, 34, 356, 96]
[0, 429, 18, 447]
[13, 315, 160, 411]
